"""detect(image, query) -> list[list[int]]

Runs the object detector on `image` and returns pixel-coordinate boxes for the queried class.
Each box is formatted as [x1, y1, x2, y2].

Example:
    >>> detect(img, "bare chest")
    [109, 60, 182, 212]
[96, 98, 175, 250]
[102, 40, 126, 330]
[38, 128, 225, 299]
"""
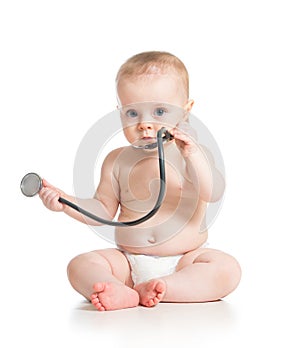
[118, 154, 195, 213]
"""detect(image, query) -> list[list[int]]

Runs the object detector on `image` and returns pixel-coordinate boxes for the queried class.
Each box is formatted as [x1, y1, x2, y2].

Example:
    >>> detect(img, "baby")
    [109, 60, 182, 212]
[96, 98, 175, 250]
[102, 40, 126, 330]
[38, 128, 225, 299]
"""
[39, 51, 241, 311]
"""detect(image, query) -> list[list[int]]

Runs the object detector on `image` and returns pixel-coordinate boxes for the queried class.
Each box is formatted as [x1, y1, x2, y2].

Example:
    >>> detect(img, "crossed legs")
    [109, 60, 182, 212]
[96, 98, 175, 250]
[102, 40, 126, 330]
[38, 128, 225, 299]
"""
[67, 247, 241, 311]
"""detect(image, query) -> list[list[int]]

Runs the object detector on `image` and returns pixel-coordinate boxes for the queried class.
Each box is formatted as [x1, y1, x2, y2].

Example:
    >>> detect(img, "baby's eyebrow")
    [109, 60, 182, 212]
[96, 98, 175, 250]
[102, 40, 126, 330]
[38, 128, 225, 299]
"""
[121, 106, 137, 112]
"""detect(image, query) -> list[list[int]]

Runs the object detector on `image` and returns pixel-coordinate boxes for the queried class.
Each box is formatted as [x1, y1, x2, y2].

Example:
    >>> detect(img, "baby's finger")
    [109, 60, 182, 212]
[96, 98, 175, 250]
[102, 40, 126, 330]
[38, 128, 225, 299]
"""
[39, 187, 52, 200]
[45, 190, 58, 203]
[42, 178, 57, 190]
[173, 129, 193, 143]
[40, 189, 54, 205]
[177, 121, 198, 141]
[44, 190, 63, 210]
[40, 187, 57, 203]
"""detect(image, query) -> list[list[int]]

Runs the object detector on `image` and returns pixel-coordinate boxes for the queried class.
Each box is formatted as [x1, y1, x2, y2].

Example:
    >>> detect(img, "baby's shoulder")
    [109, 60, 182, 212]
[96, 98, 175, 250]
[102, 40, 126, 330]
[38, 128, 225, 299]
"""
[106, 146, 127, 158]
[103, 146, 127, 165]
[103, 146, 134, 167]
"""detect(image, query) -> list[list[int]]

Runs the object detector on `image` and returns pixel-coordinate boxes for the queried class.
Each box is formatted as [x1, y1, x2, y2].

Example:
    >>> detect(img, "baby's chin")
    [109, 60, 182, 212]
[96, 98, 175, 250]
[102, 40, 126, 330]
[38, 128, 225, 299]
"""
[130, 143, 157, 152]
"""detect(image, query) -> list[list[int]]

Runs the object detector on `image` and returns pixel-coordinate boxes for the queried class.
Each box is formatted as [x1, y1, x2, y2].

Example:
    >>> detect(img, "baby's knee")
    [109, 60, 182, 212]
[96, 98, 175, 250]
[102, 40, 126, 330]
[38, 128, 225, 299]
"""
[67, 253, 85, 281]
[67, 252, 103, 278]
[68, 250, 116, 277]
[218, 255, 242, 297]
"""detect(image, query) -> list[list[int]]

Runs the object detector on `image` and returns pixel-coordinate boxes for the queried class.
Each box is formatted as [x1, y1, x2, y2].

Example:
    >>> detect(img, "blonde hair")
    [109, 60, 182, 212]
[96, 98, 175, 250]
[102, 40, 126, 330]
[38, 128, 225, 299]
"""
[116, 51, 189, 98]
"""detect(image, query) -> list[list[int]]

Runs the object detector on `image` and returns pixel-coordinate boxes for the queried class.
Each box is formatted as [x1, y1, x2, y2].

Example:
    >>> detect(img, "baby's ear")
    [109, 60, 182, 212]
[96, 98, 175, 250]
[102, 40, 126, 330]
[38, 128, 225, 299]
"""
[184, 99, 194, 112]
[182, 99, 194, 121]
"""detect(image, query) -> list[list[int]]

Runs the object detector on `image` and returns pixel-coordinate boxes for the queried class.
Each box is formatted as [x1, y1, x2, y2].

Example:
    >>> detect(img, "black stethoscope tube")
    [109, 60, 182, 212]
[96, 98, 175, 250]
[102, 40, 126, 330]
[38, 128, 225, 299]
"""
[27, 127, 170, 227]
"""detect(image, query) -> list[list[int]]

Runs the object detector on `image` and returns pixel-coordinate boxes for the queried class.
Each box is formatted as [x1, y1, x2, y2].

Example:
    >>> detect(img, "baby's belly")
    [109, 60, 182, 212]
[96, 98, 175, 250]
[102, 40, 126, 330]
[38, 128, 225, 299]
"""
[115, 206, 208, 256]
[116, 227, 207, 256]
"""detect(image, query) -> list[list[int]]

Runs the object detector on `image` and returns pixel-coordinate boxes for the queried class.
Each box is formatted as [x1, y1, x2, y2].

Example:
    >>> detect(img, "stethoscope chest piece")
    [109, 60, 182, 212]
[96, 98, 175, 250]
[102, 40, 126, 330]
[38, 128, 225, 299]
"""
[20, 172, 42, 197]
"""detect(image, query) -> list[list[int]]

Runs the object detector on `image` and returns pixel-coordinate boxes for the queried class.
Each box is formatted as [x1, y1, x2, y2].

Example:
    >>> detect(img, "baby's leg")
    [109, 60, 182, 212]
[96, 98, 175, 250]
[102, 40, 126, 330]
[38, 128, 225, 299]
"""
[67, 248, 139, 311]
[161, 248, 241, 302]
[135, 248, 241, 306]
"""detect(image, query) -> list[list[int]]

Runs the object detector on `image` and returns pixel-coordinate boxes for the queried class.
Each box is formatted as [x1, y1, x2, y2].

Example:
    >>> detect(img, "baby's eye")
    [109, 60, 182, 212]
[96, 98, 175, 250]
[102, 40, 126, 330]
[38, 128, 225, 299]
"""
[125, 109, 138, 118]
[153, 107, 167, 117]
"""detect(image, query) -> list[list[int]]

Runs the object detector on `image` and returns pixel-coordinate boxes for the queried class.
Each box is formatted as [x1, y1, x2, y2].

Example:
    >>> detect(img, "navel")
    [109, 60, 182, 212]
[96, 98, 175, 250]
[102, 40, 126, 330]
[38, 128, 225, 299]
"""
[147, 236, 156, 244]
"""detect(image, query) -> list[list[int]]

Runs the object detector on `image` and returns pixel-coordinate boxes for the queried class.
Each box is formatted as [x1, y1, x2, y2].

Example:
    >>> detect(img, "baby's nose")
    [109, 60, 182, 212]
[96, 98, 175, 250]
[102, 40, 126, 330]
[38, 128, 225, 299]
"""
[138, 122, 153, 131]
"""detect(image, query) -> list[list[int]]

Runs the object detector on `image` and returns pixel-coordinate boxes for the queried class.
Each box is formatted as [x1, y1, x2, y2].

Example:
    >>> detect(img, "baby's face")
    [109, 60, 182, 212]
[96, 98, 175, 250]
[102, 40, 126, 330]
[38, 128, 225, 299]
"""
[117, 74, 191, 147]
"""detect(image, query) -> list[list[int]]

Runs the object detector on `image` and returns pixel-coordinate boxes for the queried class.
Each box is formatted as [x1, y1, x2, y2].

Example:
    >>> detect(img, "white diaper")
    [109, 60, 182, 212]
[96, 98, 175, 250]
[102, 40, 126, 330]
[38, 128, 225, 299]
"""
[124, 252, 182, 286]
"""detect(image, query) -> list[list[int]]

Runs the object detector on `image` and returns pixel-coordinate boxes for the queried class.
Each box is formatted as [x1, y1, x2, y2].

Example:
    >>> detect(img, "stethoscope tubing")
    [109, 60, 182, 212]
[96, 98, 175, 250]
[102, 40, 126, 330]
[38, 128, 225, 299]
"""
[59, 127, 167, 226]
[22, 127, 170, 227]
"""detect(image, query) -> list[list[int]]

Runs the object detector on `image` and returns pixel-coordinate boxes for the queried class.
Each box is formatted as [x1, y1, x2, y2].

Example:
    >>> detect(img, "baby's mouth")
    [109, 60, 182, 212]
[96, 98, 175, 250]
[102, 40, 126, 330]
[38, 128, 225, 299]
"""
[131, 129, 173, 150]
[142, 136, 156, 142]
[131, 136, 157, 149]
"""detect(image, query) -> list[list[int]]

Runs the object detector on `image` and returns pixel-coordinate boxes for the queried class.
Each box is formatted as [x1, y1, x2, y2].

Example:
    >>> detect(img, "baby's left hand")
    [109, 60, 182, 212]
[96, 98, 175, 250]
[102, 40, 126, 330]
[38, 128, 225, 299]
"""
[169, 122, 199, 158]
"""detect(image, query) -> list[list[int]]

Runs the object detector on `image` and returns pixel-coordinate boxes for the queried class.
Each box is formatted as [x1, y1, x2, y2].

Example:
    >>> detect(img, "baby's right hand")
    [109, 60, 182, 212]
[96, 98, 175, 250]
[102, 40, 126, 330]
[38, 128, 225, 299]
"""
[39, 179, 65, 212]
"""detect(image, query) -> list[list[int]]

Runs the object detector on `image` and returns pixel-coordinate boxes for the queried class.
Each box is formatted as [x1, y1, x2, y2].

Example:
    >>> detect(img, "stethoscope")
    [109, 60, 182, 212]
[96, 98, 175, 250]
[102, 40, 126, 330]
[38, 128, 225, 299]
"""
[20, 127, 173, 227]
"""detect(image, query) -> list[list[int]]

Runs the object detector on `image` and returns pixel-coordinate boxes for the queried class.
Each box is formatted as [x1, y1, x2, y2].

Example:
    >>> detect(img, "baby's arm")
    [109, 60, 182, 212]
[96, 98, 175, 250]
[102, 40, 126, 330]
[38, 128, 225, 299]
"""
[170, 124, 225, 202]
[39, 149, 120, 225]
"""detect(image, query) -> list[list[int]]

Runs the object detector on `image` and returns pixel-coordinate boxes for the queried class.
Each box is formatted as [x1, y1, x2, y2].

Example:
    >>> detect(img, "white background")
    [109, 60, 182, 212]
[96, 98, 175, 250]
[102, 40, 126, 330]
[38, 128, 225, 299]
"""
[1, 0, 299, 347]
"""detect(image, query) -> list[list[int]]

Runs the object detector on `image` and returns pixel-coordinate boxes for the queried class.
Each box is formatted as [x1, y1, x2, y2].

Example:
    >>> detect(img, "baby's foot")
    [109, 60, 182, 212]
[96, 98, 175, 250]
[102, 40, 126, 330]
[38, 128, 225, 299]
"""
[90, 282, 139, 311]
[134, 279, 166, 307]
